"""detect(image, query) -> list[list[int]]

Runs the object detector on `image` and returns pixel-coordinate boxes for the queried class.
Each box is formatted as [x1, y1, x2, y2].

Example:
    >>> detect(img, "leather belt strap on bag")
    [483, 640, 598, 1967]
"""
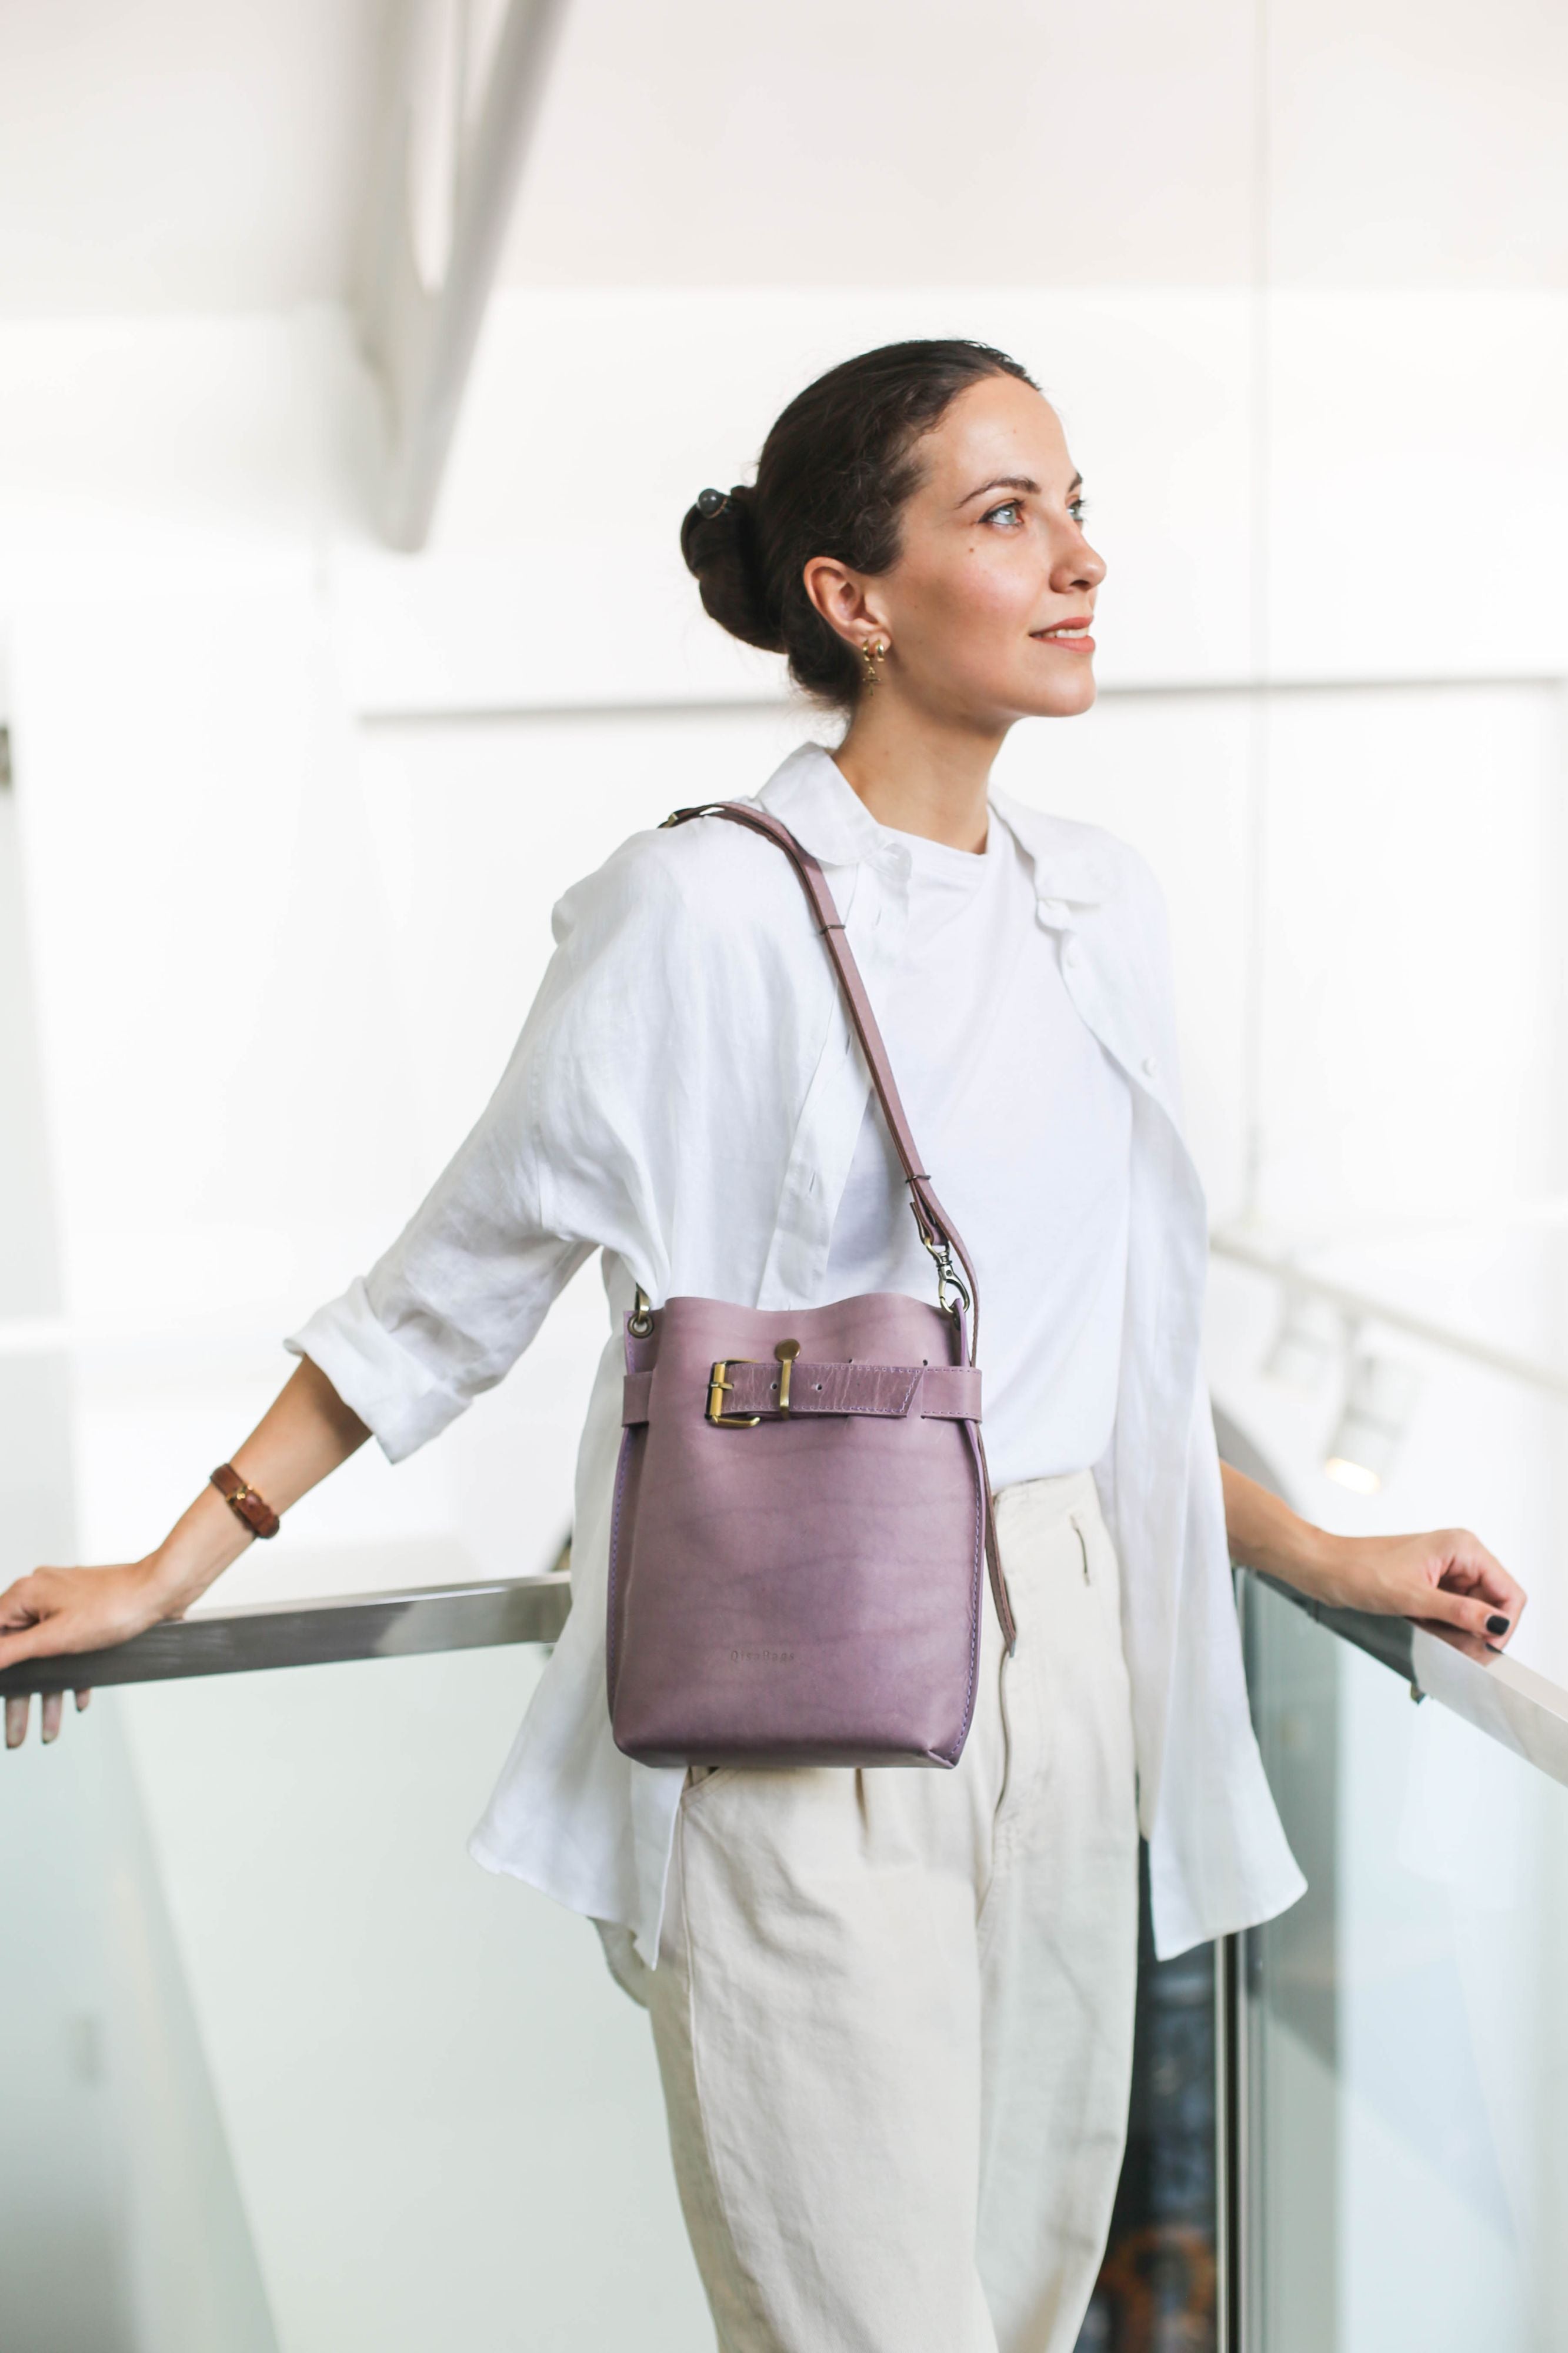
[621, 1362, 983, 1427]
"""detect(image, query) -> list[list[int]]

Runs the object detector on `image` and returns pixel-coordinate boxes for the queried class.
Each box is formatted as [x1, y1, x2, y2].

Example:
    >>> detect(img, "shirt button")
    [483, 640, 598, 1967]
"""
[1142, 1055, 1157, 1076]
[1062, 942, 1081, 969]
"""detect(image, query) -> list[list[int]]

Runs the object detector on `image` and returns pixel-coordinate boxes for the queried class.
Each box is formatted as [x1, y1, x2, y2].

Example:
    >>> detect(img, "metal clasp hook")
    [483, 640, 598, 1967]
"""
[908, 1206, 971, 1321]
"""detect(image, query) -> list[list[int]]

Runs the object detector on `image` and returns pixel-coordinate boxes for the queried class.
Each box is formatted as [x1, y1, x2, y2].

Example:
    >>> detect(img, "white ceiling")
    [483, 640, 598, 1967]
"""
[0, 0, 1560, 318]
[503, 0, 1568, 289]
[0, 0, 392, 314]
[502, 0, 1259, 288]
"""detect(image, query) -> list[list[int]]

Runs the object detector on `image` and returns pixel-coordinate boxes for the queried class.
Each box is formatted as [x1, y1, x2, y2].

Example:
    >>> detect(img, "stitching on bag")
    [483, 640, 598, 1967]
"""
[938, 1425, 985, 1767]
[606, 1422, 637, 1706]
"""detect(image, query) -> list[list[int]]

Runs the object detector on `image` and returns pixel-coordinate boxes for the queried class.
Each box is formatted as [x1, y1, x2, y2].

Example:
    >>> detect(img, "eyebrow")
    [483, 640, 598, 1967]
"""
[958, 471, 1082, 508]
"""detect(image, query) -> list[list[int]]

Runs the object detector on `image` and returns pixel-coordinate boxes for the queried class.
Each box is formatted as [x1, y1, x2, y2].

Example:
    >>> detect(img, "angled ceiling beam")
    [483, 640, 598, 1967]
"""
[359, 0, 570, 552]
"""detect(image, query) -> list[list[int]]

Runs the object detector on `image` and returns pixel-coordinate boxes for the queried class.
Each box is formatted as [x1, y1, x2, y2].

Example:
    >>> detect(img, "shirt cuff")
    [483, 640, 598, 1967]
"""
[285, 1276, 469, 1464]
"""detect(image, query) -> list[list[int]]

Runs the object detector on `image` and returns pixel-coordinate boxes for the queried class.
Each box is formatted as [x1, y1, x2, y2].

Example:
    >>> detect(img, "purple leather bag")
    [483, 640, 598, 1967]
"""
[606, 801, 1016, 1771]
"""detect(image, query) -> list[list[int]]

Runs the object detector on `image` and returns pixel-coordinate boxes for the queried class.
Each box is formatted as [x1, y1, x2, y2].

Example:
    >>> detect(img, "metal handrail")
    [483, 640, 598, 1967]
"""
[0, 1572, 572, 1697]
[1214, 1403, 1568, 1790]
[4, 1414, 1566, 1793]
[1247, 1571, 1416, 1681]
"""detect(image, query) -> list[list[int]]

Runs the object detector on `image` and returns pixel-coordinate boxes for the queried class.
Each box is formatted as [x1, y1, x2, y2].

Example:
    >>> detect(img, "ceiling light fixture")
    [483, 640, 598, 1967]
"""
[1323, 1353, 1421, 1494]
[1261, 1283, 1345, 1393]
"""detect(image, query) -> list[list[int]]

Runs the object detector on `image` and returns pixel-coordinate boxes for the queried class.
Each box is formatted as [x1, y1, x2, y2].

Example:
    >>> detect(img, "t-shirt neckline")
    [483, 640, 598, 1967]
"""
[879, 806, 1009, 890]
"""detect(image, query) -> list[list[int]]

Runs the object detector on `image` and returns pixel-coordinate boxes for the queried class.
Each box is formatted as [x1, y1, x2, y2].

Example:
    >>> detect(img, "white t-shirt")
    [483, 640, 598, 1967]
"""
[823, 804, 1132, 1488]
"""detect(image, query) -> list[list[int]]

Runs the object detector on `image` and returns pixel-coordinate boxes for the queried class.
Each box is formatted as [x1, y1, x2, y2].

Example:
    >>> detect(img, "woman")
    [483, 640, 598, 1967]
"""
[0, 339, 1526, 2352]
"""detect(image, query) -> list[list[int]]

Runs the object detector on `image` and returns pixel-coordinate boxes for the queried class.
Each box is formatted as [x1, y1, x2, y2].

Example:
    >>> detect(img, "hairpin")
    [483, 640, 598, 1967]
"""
[695, 488, 730, 518]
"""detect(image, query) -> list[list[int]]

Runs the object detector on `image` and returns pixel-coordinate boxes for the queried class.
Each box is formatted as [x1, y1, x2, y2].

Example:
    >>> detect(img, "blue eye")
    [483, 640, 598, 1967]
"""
[1069, 496, 1088, 523]
[983, 500, 1024, 528]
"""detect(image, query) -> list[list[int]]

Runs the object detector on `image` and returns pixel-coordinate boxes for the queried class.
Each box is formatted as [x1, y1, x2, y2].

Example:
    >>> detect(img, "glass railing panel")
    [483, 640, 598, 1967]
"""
[2, 1634, 714, 2353]
[1242, 1573, 1568, 2353]
[2, 1559, 279, 2353]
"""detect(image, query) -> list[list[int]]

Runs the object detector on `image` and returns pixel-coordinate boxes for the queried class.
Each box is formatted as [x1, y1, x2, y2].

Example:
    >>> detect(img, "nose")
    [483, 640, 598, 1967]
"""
[1053, 521, 1106, 596]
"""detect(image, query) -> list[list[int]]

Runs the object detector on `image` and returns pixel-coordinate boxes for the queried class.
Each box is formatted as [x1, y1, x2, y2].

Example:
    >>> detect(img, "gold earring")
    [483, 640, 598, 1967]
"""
[860, 638, 888, 694]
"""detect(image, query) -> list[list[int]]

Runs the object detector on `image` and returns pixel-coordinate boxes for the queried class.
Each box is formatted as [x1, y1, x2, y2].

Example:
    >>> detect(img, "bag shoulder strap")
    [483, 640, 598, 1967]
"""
[660, 799, 982, 1363]
[660, 798, 1016, 1653]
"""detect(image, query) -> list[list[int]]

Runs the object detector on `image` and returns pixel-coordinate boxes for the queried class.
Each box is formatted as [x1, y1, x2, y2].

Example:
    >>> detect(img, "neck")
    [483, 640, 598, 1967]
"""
[831, 695, 1006, 852]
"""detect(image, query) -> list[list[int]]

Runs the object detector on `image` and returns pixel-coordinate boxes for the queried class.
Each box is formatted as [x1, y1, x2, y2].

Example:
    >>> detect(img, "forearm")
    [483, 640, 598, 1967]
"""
[145, 1356, 371, 1612]
[1220, 1462, 1346, 1603]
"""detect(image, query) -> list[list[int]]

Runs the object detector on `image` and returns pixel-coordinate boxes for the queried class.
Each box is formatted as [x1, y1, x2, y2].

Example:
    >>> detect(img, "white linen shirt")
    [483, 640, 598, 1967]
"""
[288, 742, 1306, 1962]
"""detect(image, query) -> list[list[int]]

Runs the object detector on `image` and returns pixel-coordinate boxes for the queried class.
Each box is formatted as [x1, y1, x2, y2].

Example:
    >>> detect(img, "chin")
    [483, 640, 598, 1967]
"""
[1014, 671, 1097, 722]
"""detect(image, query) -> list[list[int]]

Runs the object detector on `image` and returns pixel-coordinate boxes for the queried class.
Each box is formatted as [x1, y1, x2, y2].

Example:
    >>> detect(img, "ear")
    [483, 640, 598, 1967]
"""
[801, 556, 889, 650]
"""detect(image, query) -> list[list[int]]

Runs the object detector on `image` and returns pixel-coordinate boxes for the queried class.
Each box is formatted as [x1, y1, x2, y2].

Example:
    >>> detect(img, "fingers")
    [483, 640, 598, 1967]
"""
[1433, 1531, 1526, 1642]
[1421, 1579, 1517, 1647]
[2, 1685, 94, 1748]
[0, 1622, 56, 1674]
[1472, 1562, 1527, 1625]
[0, 1572, 43, 1632]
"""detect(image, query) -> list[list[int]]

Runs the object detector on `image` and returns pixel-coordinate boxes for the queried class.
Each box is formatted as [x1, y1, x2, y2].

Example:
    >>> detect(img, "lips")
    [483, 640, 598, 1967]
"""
[1034, 616, 1095, 649]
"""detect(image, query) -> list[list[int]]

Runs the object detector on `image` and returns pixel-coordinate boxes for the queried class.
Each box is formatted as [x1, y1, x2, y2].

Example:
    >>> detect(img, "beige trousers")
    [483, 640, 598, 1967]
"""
[606, 1469, 1139, 2353]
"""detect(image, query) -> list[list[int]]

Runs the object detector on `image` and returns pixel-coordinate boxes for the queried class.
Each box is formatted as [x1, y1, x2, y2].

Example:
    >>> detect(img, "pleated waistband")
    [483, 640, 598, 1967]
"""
[992, 1465, 1101, 1530]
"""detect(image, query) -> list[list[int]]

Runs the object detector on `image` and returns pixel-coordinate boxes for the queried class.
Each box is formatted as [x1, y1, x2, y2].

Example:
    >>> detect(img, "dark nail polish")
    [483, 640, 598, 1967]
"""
[1486, 1614, 1510, 1636]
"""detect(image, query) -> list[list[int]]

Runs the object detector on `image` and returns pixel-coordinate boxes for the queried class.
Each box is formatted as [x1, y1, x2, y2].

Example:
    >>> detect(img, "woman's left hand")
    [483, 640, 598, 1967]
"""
[1309, 1526, 1526, 1647]
[1219, 1465, 1527, 1647]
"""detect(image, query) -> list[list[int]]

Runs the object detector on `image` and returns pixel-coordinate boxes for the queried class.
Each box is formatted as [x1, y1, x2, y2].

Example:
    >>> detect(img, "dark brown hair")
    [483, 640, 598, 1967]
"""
[680, 338, 1038, 708]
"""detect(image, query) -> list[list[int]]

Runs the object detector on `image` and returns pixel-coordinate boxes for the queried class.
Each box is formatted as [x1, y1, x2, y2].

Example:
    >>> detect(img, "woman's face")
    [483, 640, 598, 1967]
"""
[829, 374, 1106, 728]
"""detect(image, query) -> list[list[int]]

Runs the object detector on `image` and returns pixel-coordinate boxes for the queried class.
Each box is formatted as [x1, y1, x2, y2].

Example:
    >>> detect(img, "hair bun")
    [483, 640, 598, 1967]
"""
[679, 482, 782, 655]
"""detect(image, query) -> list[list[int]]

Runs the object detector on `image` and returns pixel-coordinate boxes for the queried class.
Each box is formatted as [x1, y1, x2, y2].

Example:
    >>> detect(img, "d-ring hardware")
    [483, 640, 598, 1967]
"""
[706, 1360, 762, 1428]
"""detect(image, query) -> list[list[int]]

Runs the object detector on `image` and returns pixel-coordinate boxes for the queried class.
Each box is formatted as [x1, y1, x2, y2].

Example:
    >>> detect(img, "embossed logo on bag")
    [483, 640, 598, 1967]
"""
[730, 1647, 795, 1664]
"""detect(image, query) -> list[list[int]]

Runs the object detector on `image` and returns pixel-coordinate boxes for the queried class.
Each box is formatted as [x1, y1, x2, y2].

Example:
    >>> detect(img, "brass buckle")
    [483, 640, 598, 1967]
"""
[706, 1360, 762, 1428]
[706, 1340, 802, 1428]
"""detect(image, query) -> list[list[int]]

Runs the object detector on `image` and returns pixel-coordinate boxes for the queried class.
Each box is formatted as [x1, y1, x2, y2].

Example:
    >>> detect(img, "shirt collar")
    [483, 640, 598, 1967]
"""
[754, 742, 1110, 912]
[755, 742, 888, 868]
[988, 785, 1110, 914]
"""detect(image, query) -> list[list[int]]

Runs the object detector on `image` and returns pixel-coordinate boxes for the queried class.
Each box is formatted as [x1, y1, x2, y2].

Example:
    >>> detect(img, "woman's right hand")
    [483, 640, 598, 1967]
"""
[0, 1359, 371, 1748]
[0, 1559, 174, 1748]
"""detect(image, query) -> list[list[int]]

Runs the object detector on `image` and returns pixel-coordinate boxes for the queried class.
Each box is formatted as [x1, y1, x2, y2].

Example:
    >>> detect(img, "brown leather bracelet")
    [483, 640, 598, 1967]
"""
[210, 1464, 281, 1541]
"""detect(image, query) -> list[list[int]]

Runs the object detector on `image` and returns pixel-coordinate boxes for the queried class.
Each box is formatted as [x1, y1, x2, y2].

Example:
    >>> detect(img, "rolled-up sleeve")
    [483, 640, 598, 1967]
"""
[284, 1058, 595, 1460]
[288, 1274, 471, 1464]
[286, 835, 684, 1463]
